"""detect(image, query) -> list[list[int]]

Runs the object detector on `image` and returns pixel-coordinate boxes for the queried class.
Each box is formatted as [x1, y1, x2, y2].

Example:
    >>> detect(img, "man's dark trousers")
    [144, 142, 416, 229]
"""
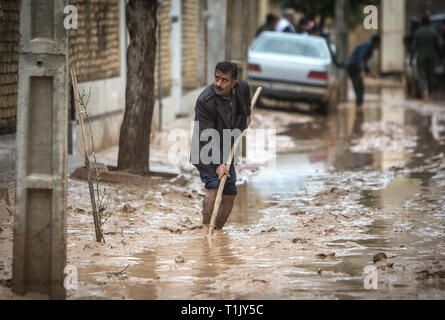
[347, 63, 364, 107]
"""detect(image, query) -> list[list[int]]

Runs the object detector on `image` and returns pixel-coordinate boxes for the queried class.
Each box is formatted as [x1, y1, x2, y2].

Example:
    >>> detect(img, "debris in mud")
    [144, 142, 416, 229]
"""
[104, 231, 119, 236]
[372, 253, 395, 269]
[415, 270, 445, 280]
[252, 279, 268, 284]
[292, 238, 308, 244]
[261, 227, 277, 233]
[290, 210, 305, 216]
[175, 256, 185, 263]
[188, 225, 204, 231]
[316, 252, 335, 260]
[350, 121, 417, 153]
[74, 207, 86, 214]
[160, 226, 183, 234]
[0, 188, 14, 216]
[170, 174, 190, 187]
[373, 253, 387, 264]
[0, 278, 12, 288]
[106, 265, 130, 280]
[122, 204, 136, 213]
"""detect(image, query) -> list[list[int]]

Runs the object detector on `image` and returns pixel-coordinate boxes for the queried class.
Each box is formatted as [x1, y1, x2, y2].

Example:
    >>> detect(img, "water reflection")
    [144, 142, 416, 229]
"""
[77, 86, 445, 299]
[77, 233, 241, 299]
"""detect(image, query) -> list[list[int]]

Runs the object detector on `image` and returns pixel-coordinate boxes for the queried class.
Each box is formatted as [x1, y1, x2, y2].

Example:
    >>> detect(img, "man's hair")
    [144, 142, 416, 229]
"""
[371, 34, 381, 44]
[421, 15, 430, 26]
[283, 8, 296, 17]
[215, 61, 238, 80]
[299, 17, 308, 27]
[266, 13, 278, 25]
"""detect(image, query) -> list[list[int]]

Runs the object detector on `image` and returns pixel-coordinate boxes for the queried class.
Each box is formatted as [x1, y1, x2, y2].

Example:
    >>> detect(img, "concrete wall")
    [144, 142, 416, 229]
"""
[13, 0, 68, 299]
[381, 0, 406, 73]
[206, 0, 227, 84]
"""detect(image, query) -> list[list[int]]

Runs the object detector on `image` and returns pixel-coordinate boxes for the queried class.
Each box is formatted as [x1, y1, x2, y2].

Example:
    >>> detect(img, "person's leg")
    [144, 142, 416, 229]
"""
[215, 165, 237, 230]
[215, 193, 236, 230]
[416, 57, 428, 99]
[200, 171, 220, 225]
[356, 73, 365, 106]
[202, 188, 218, 224]
[348, 64, 363, 107]
[426, 57, 436, 98]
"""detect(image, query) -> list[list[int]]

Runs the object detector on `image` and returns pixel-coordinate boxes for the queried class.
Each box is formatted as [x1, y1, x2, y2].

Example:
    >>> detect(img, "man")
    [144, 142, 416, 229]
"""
[404, 8, 425, 50]
[411, 15, 443, 100]
[347, 34, 380, 107]
[275, 8, 297, 33]
[191, 62, 251, 230]
[256, 13, 279, 37]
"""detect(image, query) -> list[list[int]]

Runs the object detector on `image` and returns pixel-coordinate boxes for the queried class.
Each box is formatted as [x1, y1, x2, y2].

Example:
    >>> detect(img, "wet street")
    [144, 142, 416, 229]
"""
[1, 83, 444, 300]
[66, 84, 445, 300]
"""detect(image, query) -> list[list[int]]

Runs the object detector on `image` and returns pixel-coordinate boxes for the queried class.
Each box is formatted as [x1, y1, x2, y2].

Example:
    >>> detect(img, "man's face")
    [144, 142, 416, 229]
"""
[373, 41, 380, 49]
[214, 70, 236, 98]
[287, 14, 296, 26]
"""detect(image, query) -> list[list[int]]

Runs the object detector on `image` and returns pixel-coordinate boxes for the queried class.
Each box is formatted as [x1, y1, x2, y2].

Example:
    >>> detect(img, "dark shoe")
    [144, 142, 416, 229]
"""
[202, 189, 218, 225]
[215, 195, 236, 230]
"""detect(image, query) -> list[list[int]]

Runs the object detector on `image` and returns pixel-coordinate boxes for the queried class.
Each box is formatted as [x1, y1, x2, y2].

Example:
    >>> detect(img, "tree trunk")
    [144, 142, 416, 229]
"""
[118, 0, 158, 174]
[335, 0, 349, 102]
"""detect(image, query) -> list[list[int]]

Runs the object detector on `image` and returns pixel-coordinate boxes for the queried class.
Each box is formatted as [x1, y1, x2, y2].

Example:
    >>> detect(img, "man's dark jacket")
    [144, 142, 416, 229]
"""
[190, 80, 251, 176]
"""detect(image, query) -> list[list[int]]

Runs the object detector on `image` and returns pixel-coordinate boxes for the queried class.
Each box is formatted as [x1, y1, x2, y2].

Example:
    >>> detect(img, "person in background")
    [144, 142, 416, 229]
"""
[347, 34, 381, 107]
[275, 8, 297, 33]
[295, 17, 309, 34]
[404, 8, 426, 50]
[309, 24, 322, 37]
[256, 13, 279, 37]
[411, 15, 443, 100]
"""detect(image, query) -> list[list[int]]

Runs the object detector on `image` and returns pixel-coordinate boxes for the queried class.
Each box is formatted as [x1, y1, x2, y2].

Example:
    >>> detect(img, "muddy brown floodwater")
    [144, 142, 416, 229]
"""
[66, 86, 444, 300]
[0, 85, 444, 300]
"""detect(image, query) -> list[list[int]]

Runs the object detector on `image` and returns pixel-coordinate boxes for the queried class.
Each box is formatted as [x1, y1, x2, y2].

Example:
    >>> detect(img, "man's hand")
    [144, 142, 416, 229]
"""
[216, 164, 230, 180]
[360, 71, 366, 79]
[246, 116, 252, 129]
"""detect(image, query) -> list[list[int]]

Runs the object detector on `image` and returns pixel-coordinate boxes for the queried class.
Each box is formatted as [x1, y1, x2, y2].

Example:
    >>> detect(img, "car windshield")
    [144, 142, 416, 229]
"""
[252, 36, 328, 59]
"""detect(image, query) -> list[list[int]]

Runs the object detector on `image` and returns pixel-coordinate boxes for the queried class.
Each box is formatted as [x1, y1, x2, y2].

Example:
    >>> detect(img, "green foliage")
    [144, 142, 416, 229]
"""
[271, 0, 380, 30]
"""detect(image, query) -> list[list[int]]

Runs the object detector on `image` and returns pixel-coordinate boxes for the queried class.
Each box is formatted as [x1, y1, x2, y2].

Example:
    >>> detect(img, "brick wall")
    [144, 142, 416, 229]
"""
[69, 0, 121, 83]
[181, 0, 207, 91]
[154, 0, 172, 97]
[197, 0, 207, 87]
[0, 0, 19, 135]
[181, 0, 198, 91]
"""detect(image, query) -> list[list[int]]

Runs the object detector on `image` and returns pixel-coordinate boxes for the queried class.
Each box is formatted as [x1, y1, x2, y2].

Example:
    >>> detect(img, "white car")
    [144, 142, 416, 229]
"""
[248, 32, 338, 114]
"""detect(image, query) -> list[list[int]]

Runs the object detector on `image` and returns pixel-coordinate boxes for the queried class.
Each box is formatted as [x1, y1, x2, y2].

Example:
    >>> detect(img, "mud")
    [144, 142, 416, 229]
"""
[1, 87, 444, 300]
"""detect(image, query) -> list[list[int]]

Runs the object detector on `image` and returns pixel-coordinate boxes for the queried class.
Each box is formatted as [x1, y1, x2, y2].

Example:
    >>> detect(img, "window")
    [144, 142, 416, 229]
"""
[252, 36, 328, 59]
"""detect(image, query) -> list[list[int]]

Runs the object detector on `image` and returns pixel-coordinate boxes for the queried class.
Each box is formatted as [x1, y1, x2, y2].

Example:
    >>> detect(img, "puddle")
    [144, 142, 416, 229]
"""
[77, 234, 244, 299]
[74, 87, 445, 299]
